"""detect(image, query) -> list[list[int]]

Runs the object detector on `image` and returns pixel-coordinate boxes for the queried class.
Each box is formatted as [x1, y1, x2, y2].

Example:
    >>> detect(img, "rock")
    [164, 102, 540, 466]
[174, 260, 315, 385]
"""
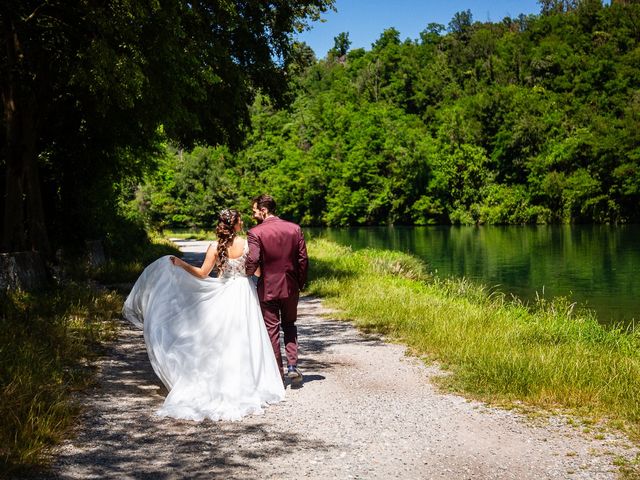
[0, 250, 48, 291]
[85, 240, 106, 268]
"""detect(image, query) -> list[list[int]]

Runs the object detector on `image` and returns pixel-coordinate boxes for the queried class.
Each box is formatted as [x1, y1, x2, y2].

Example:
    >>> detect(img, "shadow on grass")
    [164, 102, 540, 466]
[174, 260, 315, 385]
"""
[306, 256, 356, 284]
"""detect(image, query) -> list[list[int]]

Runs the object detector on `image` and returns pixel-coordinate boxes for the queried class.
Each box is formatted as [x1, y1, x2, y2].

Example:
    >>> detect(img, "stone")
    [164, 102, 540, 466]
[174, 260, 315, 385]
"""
[0, 251, 48, 291]
[85, 240, 106, 268]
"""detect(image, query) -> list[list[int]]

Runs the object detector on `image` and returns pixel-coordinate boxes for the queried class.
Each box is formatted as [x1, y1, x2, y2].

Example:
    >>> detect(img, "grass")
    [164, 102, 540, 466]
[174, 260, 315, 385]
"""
[161, 228, 214, 241]
[0, 234, 179, 476]
[92, 233, 181, 284]
[306, 239, 640, 442]
[0, 285, 122, 476]
[616, 454, 640, 479]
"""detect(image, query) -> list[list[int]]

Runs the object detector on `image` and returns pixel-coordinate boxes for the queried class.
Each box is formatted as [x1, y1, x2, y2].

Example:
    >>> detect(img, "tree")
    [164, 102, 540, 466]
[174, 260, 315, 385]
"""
[448, 10, 473, 40]
[538, 0, 579, 15]
[420, 23, 446, 45]
[0, 0, 332, 255]
[372, 27, 401, 51]
[331, 32, 351, 58]
[139, 1, 640, 227]
[288, 41, 317, 77]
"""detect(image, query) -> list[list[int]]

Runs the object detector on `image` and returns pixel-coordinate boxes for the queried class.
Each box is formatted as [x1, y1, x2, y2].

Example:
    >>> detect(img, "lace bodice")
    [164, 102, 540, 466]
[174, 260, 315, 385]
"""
[218, 241, 249, 279]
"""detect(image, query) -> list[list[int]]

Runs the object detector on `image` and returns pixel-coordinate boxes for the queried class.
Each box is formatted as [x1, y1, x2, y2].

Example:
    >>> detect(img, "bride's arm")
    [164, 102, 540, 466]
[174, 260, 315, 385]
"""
[170, 243, 218, 279]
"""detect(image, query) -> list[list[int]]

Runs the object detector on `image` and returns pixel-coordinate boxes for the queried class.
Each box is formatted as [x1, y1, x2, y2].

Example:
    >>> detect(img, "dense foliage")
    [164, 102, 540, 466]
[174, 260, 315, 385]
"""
[0, 0, 332, 257]
[142, 1, 640, 227]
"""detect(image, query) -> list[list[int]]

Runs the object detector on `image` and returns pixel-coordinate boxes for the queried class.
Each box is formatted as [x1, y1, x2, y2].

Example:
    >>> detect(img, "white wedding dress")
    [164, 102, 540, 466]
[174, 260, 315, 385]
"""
[122, 241, 285, 421]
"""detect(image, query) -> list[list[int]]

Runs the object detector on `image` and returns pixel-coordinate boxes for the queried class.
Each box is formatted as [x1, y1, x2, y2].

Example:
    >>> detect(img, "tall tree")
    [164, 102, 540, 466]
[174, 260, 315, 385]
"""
[0, 0, 332, 255]
[538, 0, 579, 14]
[331, 32, 351, 57]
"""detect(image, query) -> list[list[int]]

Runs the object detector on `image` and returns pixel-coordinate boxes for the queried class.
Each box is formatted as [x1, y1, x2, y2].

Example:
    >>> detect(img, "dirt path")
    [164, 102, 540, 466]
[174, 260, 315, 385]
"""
[46, 240, 636, 479]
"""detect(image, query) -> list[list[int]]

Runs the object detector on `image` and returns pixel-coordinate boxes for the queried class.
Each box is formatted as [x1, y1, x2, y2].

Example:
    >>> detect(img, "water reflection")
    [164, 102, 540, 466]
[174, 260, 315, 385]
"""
[307, 225, 640, 327]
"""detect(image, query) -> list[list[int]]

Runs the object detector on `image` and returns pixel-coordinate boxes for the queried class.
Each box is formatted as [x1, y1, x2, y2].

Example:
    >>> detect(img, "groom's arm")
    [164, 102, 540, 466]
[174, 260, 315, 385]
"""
[245, 230, 261, 276]
[297, 227, 308, 290]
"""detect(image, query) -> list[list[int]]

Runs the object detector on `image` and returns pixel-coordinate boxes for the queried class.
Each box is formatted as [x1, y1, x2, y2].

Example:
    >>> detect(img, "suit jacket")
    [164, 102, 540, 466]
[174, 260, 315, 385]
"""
[246, 216, 308, 302]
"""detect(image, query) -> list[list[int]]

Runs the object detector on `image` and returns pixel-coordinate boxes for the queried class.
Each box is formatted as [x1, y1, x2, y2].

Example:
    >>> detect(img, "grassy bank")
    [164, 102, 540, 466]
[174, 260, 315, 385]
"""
[0, 286, 121, 476]
[306, 239, 640, 441]
[161, 228, 215, 241]
[0, 235, 179, 476]
[92, 233, 181, 284]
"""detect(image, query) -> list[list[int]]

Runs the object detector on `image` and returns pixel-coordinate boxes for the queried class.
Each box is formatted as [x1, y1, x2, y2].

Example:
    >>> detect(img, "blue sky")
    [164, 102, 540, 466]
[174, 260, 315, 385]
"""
[296, 0, 542, 58]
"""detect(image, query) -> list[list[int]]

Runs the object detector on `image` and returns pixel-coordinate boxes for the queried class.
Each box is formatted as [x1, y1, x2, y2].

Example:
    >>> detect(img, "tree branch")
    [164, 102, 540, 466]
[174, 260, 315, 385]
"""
[23, 1, 49, 23]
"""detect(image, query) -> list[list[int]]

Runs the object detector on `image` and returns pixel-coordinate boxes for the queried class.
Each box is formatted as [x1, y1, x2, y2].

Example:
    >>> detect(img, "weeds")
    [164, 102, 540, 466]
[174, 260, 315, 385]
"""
[0, 286, 122, 476]
[0, 235, 176, 475]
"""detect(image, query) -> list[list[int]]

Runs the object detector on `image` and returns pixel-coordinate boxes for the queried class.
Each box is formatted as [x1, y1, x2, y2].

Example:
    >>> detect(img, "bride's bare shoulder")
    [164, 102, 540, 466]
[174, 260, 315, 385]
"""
[232, 236, 246, 246]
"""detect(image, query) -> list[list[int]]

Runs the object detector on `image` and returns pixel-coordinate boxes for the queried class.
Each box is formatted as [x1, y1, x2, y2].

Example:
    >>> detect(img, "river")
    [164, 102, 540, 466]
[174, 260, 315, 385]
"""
[306, 225, 640, 328]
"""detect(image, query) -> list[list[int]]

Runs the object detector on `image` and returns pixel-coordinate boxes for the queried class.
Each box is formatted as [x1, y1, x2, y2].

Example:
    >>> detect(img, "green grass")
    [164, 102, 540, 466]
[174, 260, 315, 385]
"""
[162, 228, 214, 241]
[0, 285, 122, 476]
[616, 453, 640, 479]
[307, 239, 640, 441]
[92, 233, 181, 284]
[0, 234, 179, 476]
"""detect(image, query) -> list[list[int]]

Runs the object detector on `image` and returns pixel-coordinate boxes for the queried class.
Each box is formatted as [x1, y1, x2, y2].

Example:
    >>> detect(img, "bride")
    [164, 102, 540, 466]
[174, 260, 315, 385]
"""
[123, 208, 285, 421]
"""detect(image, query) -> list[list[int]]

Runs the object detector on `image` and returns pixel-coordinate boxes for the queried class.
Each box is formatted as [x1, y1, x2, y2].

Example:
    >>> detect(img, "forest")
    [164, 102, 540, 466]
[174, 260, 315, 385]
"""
[2, 2, 640, 473]
[0, 0, 331, 260]
[140, 0, 640, 230]
[1, 0, 640, 261]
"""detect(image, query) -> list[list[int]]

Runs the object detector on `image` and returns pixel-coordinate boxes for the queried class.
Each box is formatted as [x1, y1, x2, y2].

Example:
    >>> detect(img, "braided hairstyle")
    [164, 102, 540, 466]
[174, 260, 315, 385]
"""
[216, 208, 241, 272]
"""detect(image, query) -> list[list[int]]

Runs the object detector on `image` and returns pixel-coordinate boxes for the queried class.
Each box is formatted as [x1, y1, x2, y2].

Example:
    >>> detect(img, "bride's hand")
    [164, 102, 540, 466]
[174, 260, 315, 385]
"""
[170, 256, 181, 266]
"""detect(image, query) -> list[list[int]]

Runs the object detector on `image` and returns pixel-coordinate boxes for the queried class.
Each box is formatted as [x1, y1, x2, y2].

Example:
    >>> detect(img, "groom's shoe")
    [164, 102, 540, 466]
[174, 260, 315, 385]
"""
[287, 365, 304, 388]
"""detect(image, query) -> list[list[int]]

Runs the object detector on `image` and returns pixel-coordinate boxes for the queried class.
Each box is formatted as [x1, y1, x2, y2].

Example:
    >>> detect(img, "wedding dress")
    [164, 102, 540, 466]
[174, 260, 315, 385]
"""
[122, 241, 285, 421]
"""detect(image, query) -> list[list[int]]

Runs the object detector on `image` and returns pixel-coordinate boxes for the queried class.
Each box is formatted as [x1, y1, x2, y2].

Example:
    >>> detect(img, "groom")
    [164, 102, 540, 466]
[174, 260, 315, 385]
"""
[245, 194, 308, 387]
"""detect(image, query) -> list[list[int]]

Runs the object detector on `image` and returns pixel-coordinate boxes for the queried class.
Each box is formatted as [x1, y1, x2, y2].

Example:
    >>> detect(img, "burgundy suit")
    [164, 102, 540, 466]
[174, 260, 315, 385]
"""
[246, 216, 308, 374]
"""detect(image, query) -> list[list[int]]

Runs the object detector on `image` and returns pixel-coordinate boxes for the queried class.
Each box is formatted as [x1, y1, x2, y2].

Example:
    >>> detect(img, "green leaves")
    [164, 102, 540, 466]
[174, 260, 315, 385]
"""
[140, 145, 241, 230]
[0, 0, 334, 254]
[139, 2, 640, 229]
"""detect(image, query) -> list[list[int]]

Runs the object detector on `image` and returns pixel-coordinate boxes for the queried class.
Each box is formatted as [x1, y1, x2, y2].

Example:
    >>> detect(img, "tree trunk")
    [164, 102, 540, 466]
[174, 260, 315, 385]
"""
[1, 14, 50, 256]
[22, 96, 49, 255]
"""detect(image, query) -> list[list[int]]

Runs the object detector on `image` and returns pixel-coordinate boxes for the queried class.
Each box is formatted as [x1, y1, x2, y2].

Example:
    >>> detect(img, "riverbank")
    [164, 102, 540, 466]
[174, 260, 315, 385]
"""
[306, 239, 640, 446]
[47, 239, 638, 479]
[8, 234, 638, 477]
[306, 224, 640, 328]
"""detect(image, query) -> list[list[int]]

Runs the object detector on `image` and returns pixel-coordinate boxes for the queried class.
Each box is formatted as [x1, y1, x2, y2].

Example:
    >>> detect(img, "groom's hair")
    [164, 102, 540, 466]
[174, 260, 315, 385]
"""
[253, 194, 276, 214]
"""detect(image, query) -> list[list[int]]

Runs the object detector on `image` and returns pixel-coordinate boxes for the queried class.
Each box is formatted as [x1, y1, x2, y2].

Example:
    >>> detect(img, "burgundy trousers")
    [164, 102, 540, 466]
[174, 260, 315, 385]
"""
[260, 292, 299, 375]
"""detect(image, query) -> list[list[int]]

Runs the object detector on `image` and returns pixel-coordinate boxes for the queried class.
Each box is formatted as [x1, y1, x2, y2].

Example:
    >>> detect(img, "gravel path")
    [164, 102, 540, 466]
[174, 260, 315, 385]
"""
[45, 240, 637, 480]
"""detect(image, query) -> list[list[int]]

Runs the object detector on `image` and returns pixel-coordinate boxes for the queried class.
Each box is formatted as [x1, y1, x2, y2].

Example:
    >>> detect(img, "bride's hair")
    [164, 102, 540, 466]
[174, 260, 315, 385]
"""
[216, 208, 240, 271]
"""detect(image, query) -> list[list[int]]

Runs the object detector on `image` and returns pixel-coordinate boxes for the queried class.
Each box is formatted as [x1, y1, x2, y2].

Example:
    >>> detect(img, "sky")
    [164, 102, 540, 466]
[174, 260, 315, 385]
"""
[296, 0, 542, 58]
